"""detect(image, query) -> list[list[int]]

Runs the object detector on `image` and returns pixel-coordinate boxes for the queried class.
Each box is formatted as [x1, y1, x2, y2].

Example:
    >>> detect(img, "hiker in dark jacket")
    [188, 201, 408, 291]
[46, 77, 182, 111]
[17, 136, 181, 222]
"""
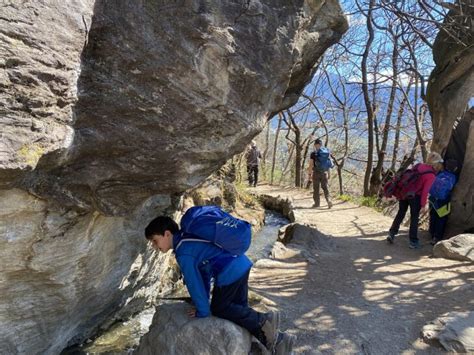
[387, 152, 444, 249]
[145, 211, 295, 353]
[245, 141, 262, 187]
[308, 139, 333, 208]
[429, 159, 459, 245]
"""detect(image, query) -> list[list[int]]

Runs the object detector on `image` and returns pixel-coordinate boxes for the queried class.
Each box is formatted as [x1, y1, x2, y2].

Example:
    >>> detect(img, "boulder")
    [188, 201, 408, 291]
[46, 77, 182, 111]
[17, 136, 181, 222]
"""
[278, 223, 336, 252]
[1, 1, 348, 216]
[422, 311, 474, 353]
[258, 194, 295, 222]
[0, 1, 348, 353]
[446, 114, 474, 235]
[0, 189, 179, 355]
[135, 302, 252, 355]
[426, 2, 474, 236]
[433, 234, 474, 262]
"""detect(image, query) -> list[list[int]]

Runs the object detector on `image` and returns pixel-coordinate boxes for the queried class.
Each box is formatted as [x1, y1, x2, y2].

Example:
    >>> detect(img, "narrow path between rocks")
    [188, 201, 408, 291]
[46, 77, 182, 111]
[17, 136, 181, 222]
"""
[249, 185, 473, 355]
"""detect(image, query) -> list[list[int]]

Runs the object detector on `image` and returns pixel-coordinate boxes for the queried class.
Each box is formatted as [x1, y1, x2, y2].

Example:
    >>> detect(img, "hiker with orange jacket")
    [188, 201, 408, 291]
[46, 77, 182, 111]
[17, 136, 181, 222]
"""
[386, 152, 444, 249]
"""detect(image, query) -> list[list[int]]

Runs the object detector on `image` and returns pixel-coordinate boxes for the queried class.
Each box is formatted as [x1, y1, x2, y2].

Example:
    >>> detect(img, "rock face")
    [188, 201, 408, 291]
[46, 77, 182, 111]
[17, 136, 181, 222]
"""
[135, 302, 252, 355]
[0, 189, 180, 355]
[422, 311, 474, 353]
[426, 1, 474, 235]
[2, 0, 348, 216]
[0, 1, 348, 353]
[433, 234, 474, 262]
[446, 110, 474, 235]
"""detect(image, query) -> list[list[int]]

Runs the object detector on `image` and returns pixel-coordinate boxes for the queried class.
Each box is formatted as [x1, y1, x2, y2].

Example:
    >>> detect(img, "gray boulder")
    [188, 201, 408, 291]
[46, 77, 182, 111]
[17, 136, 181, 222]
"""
[426, 2, 474, 236]
[1, 0, 348, 216]
[136, 302, 252, 355]
[433, 234, 474, 262]
[446, 113, 474, 236]
[422, 311, 474, 353]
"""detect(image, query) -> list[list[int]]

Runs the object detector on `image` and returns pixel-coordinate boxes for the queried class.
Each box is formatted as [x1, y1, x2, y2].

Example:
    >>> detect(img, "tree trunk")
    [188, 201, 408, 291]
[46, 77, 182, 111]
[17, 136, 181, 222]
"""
[337, 165, 343, 195]
[412, 76, 428, 162]
[286, 110, 302, 187]
[361, 0, 376, 196]
[369, 37, 399, 195]
[261, 123, 270, 181]
[270, 114, 282, 185]
[391, 84, 411, 171]
[279, 144, 295, 185]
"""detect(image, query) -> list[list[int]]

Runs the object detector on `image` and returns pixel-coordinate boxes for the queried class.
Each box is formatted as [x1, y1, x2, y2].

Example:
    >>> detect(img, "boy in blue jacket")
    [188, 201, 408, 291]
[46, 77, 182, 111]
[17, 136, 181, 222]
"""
[145, 214, 295, 353]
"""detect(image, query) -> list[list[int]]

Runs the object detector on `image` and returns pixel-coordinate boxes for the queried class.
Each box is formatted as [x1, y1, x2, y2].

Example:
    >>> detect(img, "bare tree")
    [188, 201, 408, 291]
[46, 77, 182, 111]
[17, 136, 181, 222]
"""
[282, 110, 304, 187]
[357, 0, 376, 196]
[270, 114, 283, 185]
[261, 123, 270, 181]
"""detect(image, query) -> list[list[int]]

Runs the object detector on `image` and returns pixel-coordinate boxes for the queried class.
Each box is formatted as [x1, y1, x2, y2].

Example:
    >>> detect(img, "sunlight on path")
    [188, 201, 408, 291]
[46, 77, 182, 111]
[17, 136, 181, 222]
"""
[249, 185, 474, 355]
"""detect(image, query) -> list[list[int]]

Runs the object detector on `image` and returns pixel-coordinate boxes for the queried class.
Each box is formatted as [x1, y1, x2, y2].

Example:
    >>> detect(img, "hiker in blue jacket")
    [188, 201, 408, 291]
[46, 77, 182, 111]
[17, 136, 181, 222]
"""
[308, 139, 333, 208]
[429, 159, 459, 245]
[144, 207, 295, 353]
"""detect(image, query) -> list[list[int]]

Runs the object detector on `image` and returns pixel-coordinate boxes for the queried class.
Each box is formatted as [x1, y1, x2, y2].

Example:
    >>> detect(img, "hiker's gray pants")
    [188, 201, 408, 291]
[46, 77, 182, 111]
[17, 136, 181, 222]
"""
[313, 170, 330, 206]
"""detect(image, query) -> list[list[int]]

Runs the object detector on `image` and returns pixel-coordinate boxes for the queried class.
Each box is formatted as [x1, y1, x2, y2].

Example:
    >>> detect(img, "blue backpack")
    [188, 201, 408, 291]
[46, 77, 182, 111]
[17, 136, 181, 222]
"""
[430, 171, 457, 201]
[176, 206, 252, 256]
[316, 147, 334, 171]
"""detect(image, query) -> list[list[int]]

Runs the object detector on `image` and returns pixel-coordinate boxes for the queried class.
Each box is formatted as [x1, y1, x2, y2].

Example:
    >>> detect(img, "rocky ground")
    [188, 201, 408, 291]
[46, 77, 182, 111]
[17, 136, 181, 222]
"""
[249, 185, 473, 354]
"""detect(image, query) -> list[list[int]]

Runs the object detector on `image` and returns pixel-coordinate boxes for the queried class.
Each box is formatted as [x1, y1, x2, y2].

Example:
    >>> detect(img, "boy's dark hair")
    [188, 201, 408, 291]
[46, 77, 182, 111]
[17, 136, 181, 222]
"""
[444, 159, 459, 173]
[144, 216, 179, 240]
[314, 139, 322, 145]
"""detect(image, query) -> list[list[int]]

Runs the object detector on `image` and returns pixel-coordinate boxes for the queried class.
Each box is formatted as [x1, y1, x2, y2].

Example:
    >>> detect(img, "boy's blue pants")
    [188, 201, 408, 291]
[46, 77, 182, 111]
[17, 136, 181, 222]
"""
[211, 270, 264, 337]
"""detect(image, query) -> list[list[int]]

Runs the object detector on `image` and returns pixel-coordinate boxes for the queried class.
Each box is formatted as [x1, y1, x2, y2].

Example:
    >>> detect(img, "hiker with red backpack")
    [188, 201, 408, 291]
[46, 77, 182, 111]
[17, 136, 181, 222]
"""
[385, 152, 444, 249]
[145, 206, 295, 354]
[429, 159, 459, 245]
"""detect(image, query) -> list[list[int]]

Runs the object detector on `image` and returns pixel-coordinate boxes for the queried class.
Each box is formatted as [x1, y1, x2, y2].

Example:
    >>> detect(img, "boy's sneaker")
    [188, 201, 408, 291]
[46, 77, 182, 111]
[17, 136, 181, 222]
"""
[274, 331, 296, 355]
[409, 240, 421, 249]
[386, 232, 395, 244]
[327, 201, 333, 209]
[261, 310, 280, 352]
[312, 203, 320, 208]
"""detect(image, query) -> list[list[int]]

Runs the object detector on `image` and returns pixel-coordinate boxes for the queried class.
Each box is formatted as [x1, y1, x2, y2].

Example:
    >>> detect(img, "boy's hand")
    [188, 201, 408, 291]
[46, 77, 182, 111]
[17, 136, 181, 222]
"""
[187, 307, 196, 318]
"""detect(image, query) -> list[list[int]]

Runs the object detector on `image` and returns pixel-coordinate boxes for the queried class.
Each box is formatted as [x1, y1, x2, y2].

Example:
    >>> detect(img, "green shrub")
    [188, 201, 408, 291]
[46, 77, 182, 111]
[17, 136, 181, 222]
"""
[338, 194, 353, 202]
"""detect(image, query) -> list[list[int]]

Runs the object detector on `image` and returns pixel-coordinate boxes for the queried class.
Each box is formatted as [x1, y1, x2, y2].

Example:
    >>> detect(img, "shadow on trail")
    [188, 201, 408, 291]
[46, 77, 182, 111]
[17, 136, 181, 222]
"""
[250, 222, 473, 354]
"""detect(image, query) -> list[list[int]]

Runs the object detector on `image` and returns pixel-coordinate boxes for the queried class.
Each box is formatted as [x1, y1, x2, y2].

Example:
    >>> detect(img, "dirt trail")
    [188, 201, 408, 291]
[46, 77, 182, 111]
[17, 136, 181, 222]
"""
[249, 185, 473, 355]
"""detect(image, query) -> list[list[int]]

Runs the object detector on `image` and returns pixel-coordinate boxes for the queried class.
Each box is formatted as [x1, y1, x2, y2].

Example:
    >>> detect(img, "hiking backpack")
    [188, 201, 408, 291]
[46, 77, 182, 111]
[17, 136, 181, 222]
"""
[430, 171, 457, 201]
[176, 205, 252, 256]
[315, 147, 334, 171]
[383, 164, 435, 200]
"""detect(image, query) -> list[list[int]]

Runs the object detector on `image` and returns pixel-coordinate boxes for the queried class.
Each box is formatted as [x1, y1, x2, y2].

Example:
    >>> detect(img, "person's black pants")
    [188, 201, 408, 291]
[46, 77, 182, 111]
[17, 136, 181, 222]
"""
[247, 165, 259, 187]
[389, 195, 421, 242]
[211, 270, 264, 338]
[429, 206, 448, 240]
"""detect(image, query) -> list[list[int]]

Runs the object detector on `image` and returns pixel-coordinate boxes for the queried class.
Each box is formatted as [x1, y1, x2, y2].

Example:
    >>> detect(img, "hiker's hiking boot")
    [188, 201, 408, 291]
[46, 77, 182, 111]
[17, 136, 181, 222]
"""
[386, 232, 395, 244]
[409, 240, 421, 249]
[261, 310, 280, 352]
[312, 203, 320, 208]
[327, 201, 333, 209]
[273, 331, 296, 355]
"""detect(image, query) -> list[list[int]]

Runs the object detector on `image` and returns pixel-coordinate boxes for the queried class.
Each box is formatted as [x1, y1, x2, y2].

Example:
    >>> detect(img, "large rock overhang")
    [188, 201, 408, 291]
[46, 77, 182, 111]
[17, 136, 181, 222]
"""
[1, 1, 348, 216]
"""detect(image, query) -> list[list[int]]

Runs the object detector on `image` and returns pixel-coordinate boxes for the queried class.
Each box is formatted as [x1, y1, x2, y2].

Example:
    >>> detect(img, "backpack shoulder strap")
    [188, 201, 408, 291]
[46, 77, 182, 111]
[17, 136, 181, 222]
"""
[176, 238, 210, 251]
[176, 236, 225, 252]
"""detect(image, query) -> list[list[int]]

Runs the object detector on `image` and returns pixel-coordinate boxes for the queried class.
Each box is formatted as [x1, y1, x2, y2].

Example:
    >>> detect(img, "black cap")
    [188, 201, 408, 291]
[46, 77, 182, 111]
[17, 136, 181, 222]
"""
[314, 139, 322, 145]
[445, 159, 459, 173]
